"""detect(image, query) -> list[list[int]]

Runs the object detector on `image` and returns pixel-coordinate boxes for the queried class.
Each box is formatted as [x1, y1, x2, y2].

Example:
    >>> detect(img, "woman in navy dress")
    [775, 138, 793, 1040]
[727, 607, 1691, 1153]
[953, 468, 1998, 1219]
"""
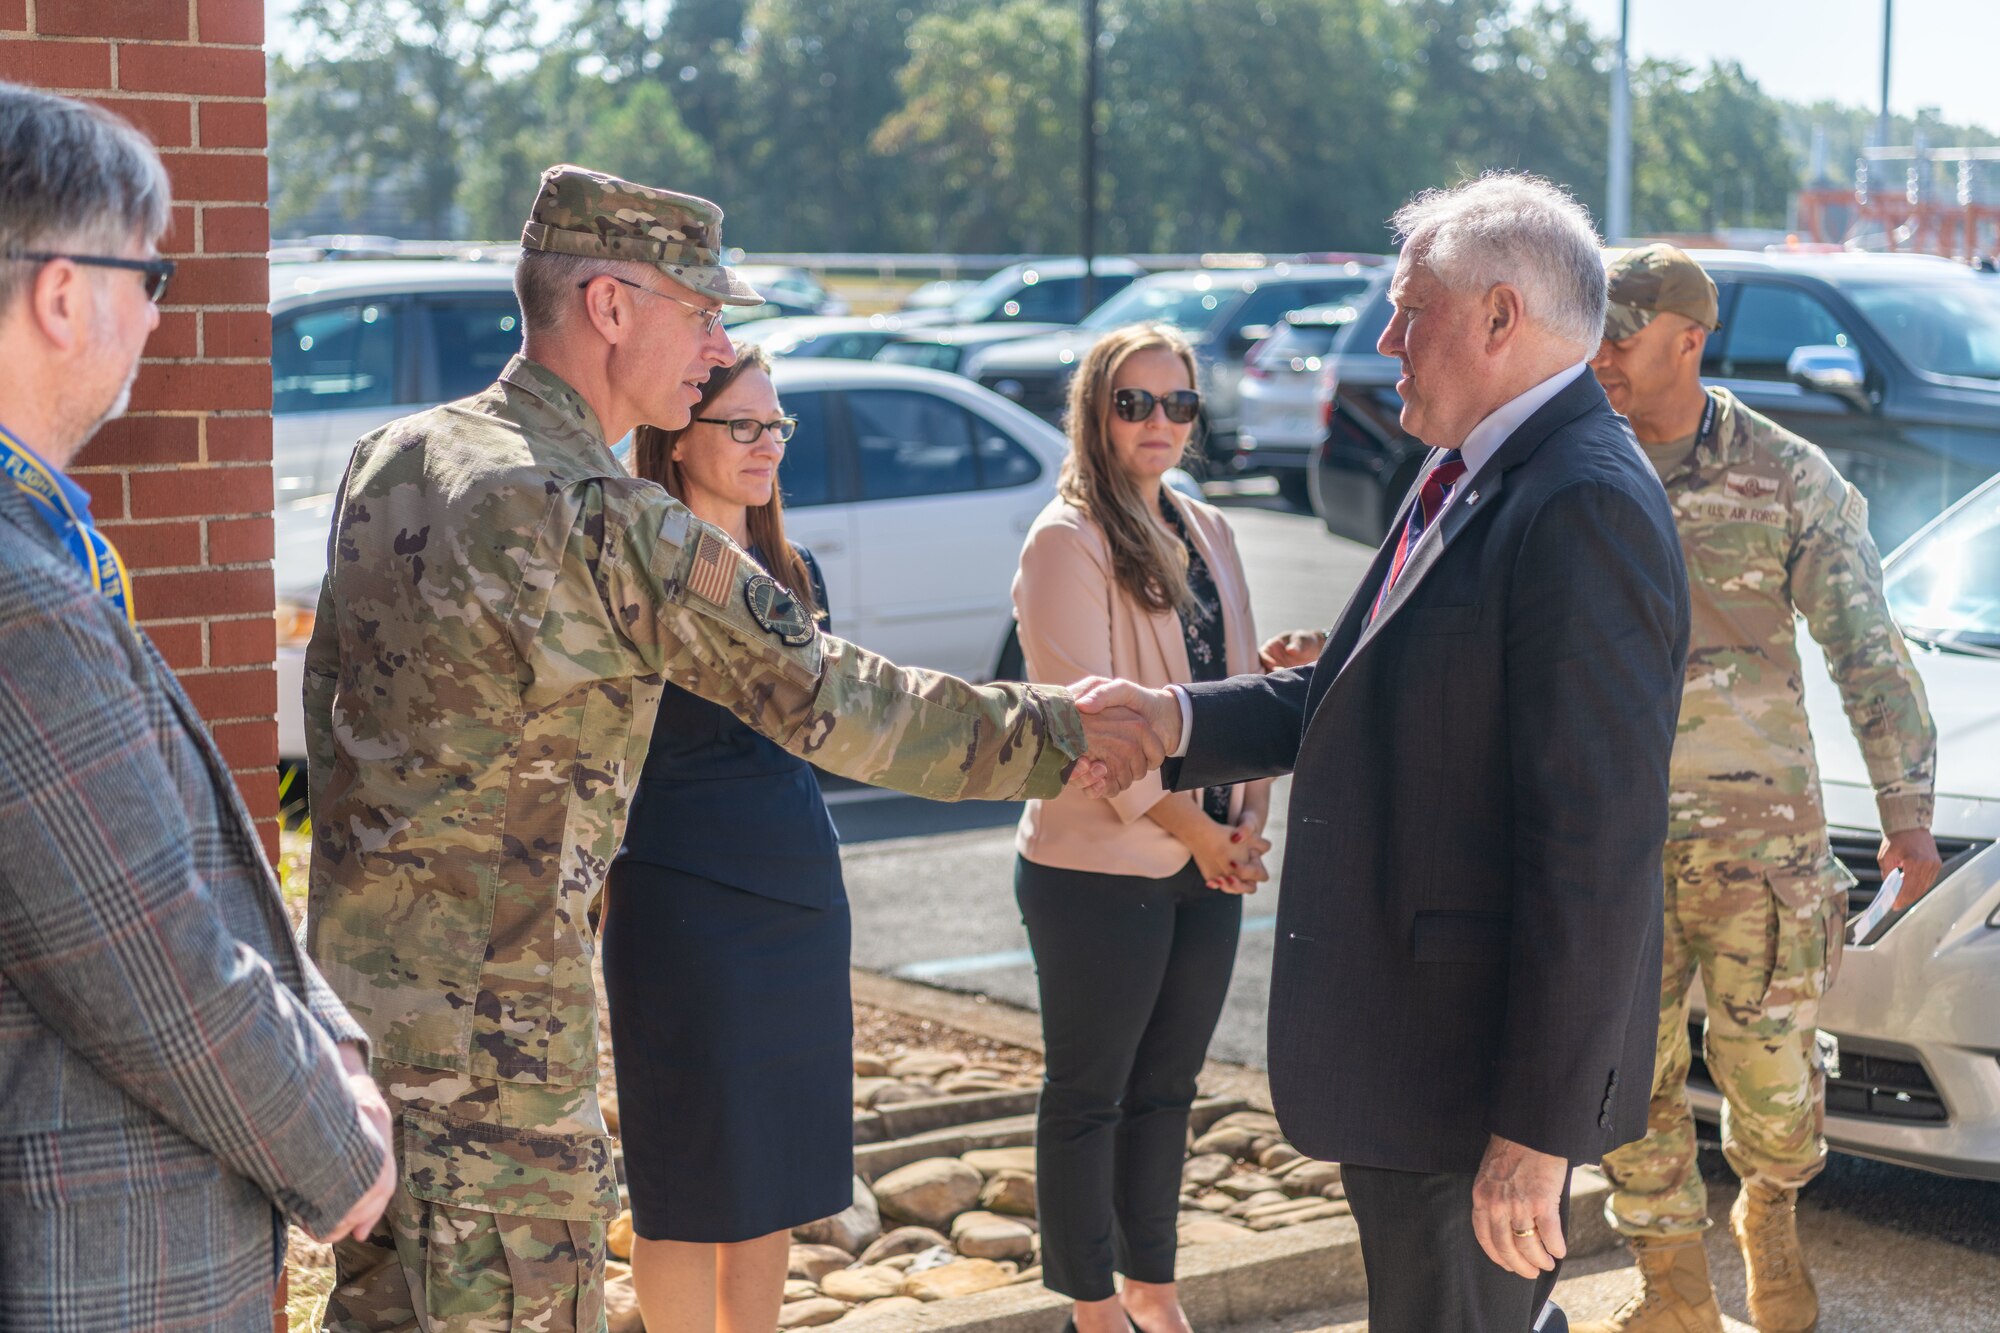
[603, 344, 848, 1333]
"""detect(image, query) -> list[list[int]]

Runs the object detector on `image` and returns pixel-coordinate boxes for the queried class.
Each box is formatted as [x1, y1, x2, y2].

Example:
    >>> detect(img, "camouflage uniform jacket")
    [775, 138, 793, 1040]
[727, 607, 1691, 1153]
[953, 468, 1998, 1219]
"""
[1653, 385, 1935, 860]
[304, 355, 1082, 1089]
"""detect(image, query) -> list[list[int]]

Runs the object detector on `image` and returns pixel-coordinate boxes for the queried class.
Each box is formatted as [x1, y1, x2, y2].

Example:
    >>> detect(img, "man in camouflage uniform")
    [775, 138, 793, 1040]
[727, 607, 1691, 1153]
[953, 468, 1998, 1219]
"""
[305, 165, 1161, 1333]
[1578, 245, 1941, 1333]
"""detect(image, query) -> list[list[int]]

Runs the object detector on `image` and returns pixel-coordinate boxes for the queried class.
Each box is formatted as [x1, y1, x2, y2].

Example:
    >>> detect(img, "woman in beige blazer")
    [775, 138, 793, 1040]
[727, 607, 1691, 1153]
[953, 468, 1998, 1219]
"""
[1011, 324, 1273, 1333]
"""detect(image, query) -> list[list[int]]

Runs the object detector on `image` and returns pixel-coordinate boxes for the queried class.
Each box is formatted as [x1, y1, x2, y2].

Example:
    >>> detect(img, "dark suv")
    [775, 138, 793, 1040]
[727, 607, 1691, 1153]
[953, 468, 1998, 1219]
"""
[1311, 251, 2000, 551]
[970, 261, 1384, 467]
[898, 256, 1147, 330]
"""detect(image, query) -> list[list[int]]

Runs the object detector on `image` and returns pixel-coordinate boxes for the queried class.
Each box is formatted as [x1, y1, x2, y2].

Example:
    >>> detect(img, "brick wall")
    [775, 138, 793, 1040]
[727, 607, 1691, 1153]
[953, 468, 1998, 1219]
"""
[3, 0, 279, 855]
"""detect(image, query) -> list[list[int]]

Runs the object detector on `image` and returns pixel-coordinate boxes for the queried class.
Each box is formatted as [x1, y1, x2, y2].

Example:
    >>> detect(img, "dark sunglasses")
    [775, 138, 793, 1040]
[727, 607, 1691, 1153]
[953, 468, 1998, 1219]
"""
[695, 416, 797, 444]
[8, 250, 176, 302]
[1113, 387, 1201, 425]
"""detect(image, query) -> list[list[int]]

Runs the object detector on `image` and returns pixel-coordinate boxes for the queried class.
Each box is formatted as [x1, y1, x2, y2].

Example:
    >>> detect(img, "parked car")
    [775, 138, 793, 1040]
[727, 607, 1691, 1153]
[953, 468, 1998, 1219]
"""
[731, 315, 912, 361]
[1683, 472, 2000, 1180]
[1235, 300, 1364, 508]
[271, 318, 1071, 756]
[969, 261, 1384, 467]
[898, 256, 1147, 329]
[872, 322, 1070, 375]
[733, 264, 848, 317]
[901, 278, 980, 313]
[1310, 250, 2000, 552]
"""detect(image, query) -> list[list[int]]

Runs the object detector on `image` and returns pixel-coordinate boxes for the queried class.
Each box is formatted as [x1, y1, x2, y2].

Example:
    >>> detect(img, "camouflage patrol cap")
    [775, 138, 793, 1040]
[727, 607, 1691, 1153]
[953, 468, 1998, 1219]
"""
[520, 164, 763, 306]
[1604, 243, 1721, 341]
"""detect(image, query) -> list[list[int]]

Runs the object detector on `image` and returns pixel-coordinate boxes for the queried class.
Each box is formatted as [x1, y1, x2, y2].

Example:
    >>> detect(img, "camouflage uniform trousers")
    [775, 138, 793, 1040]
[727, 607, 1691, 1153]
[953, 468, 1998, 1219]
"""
[1602, 835, 1847, 1239]
[323, 1062, 617, 1333]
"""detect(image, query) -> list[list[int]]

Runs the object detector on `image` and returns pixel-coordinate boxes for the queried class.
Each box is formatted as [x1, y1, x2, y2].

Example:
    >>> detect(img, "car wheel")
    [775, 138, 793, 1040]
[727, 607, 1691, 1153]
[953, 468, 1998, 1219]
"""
[993, 624, 1025, 682]
[1275, 471, 1312, 513]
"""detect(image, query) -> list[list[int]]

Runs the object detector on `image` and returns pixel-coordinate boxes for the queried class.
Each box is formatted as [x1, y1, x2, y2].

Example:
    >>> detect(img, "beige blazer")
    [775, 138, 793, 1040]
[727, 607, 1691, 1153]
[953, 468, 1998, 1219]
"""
[1013, 490, 1263, 877]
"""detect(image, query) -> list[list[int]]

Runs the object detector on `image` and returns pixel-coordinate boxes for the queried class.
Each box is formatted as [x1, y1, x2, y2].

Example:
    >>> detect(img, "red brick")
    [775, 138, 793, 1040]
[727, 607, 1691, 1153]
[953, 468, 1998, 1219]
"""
[118, 43, 262, 98]
[42, 0, 188, 41]
[169, 256, 267, 306]
[208, 514, 272, 565]
[160, 150, 266, 204]
[210, 614, 276, 666]
[177, 665, 276, 724]
[0, 38, 112, 88]
[129, 361, 271, 412]
[200, 205, 268, 255]
[89, 95, 194, 148]
[71, 471, 126, 518]
[110, 520, 203, 570]
[133, 566, 271, 620]
[197, 99, 264, 149]
[0, 0, 26, 33]
[130, 464, 271, 519]
[141, 620, 204, 665]
[211, 720, 279, 769]
[198, 0, 263, 45]
[143, 310, 200, 358]
[204, 415, 270, 463]
[203, 310, 269, 358]
[161, 204, 197, 255]
[76, 416, 200, 468]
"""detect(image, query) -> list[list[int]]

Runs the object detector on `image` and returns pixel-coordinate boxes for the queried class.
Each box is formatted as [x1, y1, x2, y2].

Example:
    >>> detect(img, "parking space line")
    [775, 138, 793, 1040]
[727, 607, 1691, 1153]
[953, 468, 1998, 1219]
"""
[893, 913, 1279, 981]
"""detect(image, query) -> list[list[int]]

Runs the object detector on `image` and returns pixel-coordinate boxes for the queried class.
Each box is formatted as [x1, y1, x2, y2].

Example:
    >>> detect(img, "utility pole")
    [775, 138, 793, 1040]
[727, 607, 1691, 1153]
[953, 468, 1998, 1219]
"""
[1080, 0, 1100, 314]
[1606, 0, 1632, 242]
[1877, 0, 1893, 149]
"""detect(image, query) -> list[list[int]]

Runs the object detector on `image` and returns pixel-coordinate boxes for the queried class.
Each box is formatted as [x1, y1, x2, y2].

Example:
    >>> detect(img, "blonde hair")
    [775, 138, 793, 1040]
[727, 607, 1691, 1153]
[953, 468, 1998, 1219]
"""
[1058, 323, 1200, 616]
[632, 345, 820, 620]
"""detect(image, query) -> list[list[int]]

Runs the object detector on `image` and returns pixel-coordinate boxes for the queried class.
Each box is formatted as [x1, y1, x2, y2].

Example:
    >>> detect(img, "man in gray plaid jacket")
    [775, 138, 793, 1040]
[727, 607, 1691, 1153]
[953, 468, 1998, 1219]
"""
[0, 85, 395, 1331]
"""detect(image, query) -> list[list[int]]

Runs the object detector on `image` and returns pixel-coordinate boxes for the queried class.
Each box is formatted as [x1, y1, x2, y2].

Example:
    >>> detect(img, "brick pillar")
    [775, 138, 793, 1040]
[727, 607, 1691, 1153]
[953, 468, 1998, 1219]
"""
[2, 1, 279, 858]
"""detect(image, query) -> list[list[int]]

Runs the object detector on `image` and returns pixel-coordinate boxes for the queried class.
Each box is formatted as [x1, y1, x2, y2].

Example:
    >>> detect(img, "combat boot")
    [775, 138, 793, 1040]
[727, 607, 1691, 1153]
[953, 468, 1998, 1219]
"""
[1730, 1180, 1818, 1332]
[1573, 1235, 1723, 1333]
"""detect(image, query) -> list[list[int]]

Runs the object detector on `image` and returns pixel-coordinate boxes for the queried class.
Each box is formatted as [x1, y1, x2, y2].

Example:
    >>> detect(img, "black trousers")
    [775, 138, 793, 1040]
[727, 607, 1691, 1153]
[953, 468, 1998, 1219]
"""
[1343, 1163, 1572, 1333]
[1016, 855, 1242, 1301]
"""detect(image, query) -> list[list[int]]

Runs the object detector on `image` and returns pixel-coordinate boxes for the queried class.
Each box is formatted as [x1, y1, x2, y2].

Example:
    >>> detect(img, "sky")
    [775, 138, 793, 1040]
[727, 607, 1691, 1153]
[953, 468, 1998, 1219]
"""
[266, 0, 1999, 137]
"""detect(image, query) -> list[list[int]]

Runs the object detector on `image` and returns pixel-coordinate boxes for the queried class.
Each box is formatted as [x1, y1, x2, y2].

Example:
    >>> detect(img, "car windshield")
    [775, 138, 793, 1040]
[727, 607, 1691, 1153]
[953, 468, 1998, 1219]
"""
[1080, 279, 1242, 333]
[949, 267, 1034, 322]
[1883, 478, 2000, 654]
[1841, 278, 2000, 381]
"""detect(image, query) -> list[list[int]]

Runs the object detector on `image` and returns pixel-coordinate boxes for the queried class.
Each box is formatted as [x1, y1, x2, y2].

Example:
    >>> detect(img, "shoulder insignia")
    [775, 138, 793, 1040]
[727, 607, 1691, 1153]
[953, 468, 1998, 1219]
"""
[686, 529, 736, 606]
[744, 574, 818, 647]
[1839, 485, 1869, 531]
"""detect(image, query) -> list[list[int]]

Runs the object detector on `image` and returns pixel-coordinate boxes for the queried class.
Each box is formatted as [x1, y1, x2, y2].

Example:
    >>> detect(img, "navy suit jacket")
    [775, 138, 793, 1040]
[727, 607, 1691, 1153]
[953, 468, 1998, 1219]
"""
[1166, 371, 1690, 1172]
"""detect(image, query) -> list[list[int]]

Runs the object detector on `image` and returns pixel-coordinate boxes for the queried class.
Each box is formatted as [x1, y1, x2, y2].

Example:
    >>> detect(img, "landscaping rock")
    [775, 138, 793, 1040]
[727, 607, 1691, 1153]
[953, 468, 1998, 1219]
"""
[1212, 1110, 1283, 1136]
[779, 1297, 851, 1328]
[1282, 1161, 1344, 1198]
[606, 1210, 635, 1261]
[1178, 1215, 1255, 1246]
[1191, 1126, 1261, 1159]
[888, 1052, 966, 1080]
[859, 1226, 951, 1266]
[877, 1253, 920, 1272]
[1188, 1190, 1234, 1213]
[1224, 1190, 1289, 1218]
[1181, 1153, 1234, 1188]
[1215, 1171, 1284, 1199]
[820, 1265, 906, 1303]
[852, 1295, 925, 1316]
[872, 1157, 983, 1228]
[978, 1168, 1038, 1216]
[853, 1054, 890, 1077]
[784, 1279, 820, 1302]
[1258, 1142, 1303, 1171]
[961, 1147, 1037, 1178]
[871, 1082, 939, 1107]
[789, 1244, 855, 1283]
[604, 1262, 643, 1333]
[853, 1077, 900, 1107]
[1009, 1264, 1045, 1286]
[951, 1211, 1035, 1262]
[903, 1258, 1015, 1301]
[794, 1176, 883, 1256]
[1247, 1200, 1349, 1231]
[937, 1073, 1016, 1096]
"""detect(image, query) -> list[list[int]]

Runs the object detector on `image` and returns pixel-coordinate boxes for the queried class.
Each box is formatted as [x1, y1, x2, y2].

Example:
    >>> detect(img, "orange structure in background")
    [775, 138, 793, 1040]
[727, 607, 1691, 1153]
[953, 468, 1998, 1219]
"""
[1795, 147, 2000, 261]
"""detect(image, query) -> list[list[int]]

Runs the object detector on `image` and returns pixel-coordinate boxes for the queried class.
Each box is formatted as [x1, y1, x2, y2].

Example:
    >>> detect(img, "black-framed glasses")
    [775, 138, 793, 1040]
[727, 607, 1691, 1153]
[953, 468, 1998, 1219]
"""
[577, 275, 723, 335]
[695, 415, 798, 445]
[1113, 387, 1201, 424]
[8, 251, 176, 302]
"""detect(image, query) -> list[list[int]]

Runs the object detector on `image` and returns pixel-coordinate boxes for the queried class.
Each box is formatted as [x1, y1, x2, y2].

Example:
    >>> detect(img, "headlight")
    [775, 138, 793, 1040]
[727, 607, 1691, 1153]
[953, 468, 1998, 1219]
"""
[276, 597, 317, 650]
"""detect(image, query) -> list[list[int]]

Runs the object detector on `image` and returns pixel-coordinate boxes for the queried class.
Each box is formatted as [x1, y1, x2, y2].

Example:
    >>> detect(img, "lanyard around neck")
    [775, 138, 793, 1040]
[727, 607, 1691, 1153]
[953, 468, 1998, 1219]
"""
[0, 427, 135, 624]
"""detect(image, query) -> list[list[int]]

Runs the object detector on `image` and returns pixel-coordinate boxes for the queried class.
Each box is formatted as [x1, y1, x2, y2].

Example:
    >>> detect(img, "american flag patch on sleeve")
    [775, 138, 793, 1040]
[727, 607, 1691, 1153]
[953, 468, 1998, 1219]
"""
[686, 529, 737, 606]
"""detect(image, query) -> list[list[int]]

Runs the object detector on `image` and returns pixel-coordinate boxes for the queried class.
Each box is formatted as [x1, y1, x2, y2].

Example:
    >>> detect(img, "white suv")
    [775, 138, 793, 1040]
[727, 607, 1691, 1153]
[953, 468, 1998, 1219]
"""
[269, 260, 1068, 759]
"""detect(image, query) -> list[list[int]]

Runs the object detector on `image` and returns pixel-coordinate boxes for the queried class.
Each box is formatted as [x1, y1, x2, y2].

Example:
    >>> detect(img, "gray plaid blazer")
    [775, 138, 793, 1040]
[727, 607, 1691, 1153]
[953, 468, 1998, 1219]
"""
[0, 484, 382, 1331]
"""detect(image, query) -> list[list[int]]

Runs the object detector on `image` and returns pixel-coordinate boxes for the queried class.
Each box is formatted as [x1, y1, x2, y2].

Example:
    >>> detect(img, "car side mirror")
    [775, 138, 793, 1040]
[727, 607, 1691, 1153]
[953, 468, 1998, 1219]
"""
[1788, 344, 1869, 410]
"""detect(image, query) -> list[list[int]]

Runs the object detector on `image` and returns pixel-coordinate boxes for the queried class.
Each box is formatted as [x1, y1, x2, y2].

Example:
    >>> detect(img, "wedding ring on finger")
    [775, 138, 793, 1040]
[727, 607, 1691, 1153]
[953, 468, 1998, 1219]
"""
[1511, 1225, 1538, 1237]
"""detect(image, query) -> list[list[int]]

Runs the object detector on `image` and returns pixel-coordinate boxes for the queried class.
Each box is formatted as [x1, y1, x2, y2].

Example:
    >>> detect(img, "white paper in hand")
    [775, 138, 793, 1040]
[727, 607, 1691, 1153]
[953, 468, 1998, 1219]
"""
[1848, 867, 1903, 945]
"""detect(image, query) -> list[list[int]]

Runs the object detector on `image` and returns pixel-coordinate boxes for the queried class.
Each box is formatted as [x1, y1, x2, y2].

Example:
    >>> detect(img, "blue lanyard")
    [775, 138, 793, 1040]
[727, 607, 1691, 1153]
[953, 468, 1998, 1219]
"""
[0, 425, 134, 624]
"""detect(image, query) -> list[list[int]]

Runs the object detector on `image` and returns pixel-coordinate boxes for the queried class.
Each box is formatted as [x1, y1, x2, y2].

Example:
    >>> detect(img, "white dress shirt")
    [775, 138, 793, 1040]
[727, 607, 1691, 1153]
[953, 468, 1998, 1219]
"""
[1165, 362, 1590, 757]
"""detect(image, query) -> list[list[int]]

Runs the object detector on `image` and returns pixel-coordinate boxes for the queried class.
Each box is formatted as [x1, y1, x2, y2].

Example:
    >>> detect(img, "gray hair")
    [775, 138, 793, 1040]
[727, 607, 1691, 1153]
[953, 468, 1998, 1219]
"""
[0, 82, 171, 312]
[1390, 172, 1606, 350]
[515, 248, 652, 338]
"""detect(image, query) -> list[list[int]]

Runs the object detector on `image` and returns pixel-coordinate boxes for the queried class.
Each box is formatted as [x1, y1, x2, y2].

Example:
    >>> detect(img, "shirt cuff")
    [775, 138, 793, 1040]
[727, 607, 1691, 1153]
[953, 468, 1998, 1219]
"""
[1169, 684, 1193, 759]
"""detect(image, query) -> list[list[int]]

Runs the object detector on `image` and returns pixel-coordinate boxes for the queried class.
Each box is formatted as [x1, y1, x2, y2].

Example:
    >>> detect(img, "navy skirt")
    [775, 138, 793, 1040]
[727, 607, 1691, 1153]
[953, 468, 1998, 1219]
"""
[601, 860, 854, 1243]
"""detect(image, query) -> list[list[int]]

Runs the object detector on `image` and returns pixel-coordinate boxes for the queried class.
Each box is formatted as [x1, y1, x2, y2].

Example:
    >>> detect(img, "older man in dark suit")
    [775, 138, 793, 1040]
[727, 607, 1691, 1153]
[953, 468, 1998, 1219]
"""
[1079, 173, 1690, 1332]
[0, 84, 393, 1331]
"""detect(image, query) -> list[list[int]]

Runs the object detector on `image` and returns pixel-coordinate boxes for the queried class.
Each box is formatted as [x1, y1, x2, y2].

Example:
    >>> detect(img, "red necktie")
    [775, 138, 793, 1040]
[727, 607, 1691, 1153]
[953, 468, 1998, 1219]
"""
[1370, 450, 1466, 622]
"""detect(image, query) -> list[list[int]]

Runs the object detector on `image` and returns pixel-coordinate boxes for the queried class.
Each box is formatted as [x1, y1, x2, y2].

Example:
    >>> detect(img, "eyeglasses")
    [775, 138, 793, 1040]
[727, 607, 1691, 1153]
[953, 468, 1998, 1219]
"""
[695, 416, 798, 445]
[8, 251, 176, 302]
[577, 275, 724, 335]
[1112, 387, 1202, 424]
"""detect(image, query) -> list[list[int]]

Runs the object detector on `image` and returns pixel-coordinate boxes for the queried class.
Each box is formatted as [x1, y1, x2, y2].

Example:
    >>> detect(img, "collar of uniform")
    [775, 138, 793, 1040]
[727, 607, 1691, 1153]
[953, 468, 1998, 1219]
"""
[499, 354, 609, 446]
[1693, 384, 1753, 470]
